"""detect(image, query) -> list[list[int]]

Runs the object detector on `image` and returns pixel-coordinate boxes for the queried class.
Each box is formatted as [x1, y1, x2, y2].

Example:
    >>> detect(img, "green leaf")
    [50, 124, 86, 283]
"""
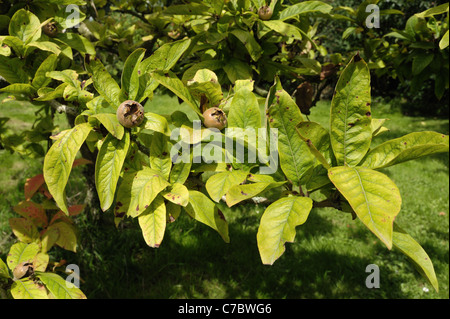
[163, 3, 211, 15]
[328, 166, 402, 249]
[330, 54, 372, 166]
[226, 181, 286, 207]
[359, 131, 449, 169]
[227, 87, 261, 129]
[230, 29, 262, 62]
[267, 86, 315, 185]
[115, 167, 170, 218]
[10, 279, 48, 299]
[95, 132, 130, 211]
[90, 113, 124, 140]
[9, 9, 41, 44]
[138, 195, 166, 248]
[32, 54, 58, 89]
[43, 123, 93, 214]
[278, 1, 333, 20]
[56, 32, 95, 55]
[9, 218, 39, 243]
[140, 38, 191, 73]
[295, 121, 332, 170]
[439, 30, 449, 50]
[6, 242, 40, 271]
[162, 183, 189, 207]
[1, 36, 25, 58]
[412, 52, 434, 75]
[88, 57, 122, 109]
[0, 83, 35, 95]
[36, 272, 86, 299]
[223, 58, 253, 83]
[151, 70, 201, 116]
[121, 48, 146, 101]
[170, 161, 192, 185]
[185, 190, 229, 243]
[27, 41, 62, 56]
[415, 3, 449, 18]
[186, 69, 223, 108]
[393, 224, 439, 292]
[149, 132, 171, 180]
[50, 222, 78, 252]
[205, 170, 249, 203]
[262, 20, 303, 40]
[257, 196, 313, 265]
[0, 55, 28, 83]
[0, 258, 9, 280]
[142, 112, 172, 136]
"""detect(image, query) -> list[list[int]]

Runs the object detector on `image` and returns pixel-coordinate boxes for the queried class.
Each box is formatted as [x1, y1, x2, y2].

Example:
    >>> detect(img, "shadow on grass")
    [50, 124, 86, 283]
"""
[65, 205, 408, 299]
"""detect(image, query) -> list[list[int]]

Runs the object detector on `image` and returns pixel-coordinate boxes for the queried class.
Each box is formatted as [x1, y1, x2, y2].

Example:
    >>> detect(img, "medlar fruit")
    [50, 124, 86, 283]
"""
[13, 261, 34, 280]
[42, 22, 58, 38]
[116, 100, 145, 128]
[258, 6, 273, 20]
[203, 107, 227, 130]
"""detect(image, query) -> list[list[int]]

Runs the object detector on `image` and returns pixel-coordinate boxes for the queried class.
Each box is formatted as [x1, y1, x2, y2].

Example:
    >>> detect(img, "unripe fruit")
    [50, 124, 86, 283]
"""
[13, 262, 34, 280]
[203, 107, 227, 130]
[42, 22, 58, 38]
[116, 100, 145, 128]
[258, 6, 273, 20]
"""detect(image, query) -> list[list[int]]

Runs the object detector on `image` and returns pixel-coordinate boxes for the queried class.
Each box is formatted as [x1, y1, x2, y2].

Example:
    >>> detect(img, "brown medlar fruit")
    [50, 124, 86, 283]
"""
[203, 107, 227, 130]
[258, 6, 273, 20]
[116, 100, 145, 128]
[42, 22, 58, 38]
[13, 261, 34, 280]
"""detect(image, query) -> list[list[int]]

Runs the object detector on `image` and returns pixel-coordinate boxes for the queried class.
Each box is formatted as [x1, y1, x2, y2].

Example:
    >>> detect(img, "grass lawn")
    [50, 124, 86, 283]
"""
[0, 93, 448, 299]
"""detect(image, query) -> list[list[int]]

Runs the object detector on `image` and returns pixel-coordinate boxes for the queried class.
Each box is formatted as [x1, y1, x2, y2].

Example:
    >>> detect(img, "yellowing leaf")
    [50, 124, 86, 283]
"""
[138, 195, 166, 248]
[43, 123, 93, 214]
[330, 54, 372, 166]
[185, 190, 229, 243]
[257, 196, 313, 265]
[328, 166, 402, 249]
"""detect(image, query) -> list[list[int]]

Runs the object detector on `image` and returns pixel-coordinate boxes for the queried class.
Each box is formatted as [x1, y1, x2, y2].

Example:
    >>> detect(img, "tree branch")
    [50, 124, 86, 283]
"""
[48, 100, 78, 117]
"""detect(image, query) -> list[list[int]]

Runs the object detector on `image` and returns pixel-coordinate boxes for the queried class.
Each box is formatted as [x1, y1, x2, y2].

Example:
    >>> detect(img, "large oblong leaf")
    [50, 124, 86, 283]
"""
[226, 181, 286, 207]
[185, 190, 229, 243]
[393, 224, 439, 292]
[95, 132, 130, 212]
[9, 9, 41, 44]
[330, 54, 372, 166]
[151, 70, 202, 117]
[88, 57, 122, 108]
[257, 196, 313, 265]
[227, 87, 261, 129]
[267, 86, 315, 184]
[278, 1, 333, 20]
[121, 48, 146, 101]
[10, 279, 48, 299]
[44, 123, 93, 214]
[90, 113, 124, 140]
[359, 131, 449, 169]
[7, 242, 39, 271]
[149, 132, 171, 180]
[115, 167, 170, 218]
[35, 272, 86, 299]
[205, 170, 248, 203]
[328, 166, 402, 249]
[138, 195, 166, 248]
